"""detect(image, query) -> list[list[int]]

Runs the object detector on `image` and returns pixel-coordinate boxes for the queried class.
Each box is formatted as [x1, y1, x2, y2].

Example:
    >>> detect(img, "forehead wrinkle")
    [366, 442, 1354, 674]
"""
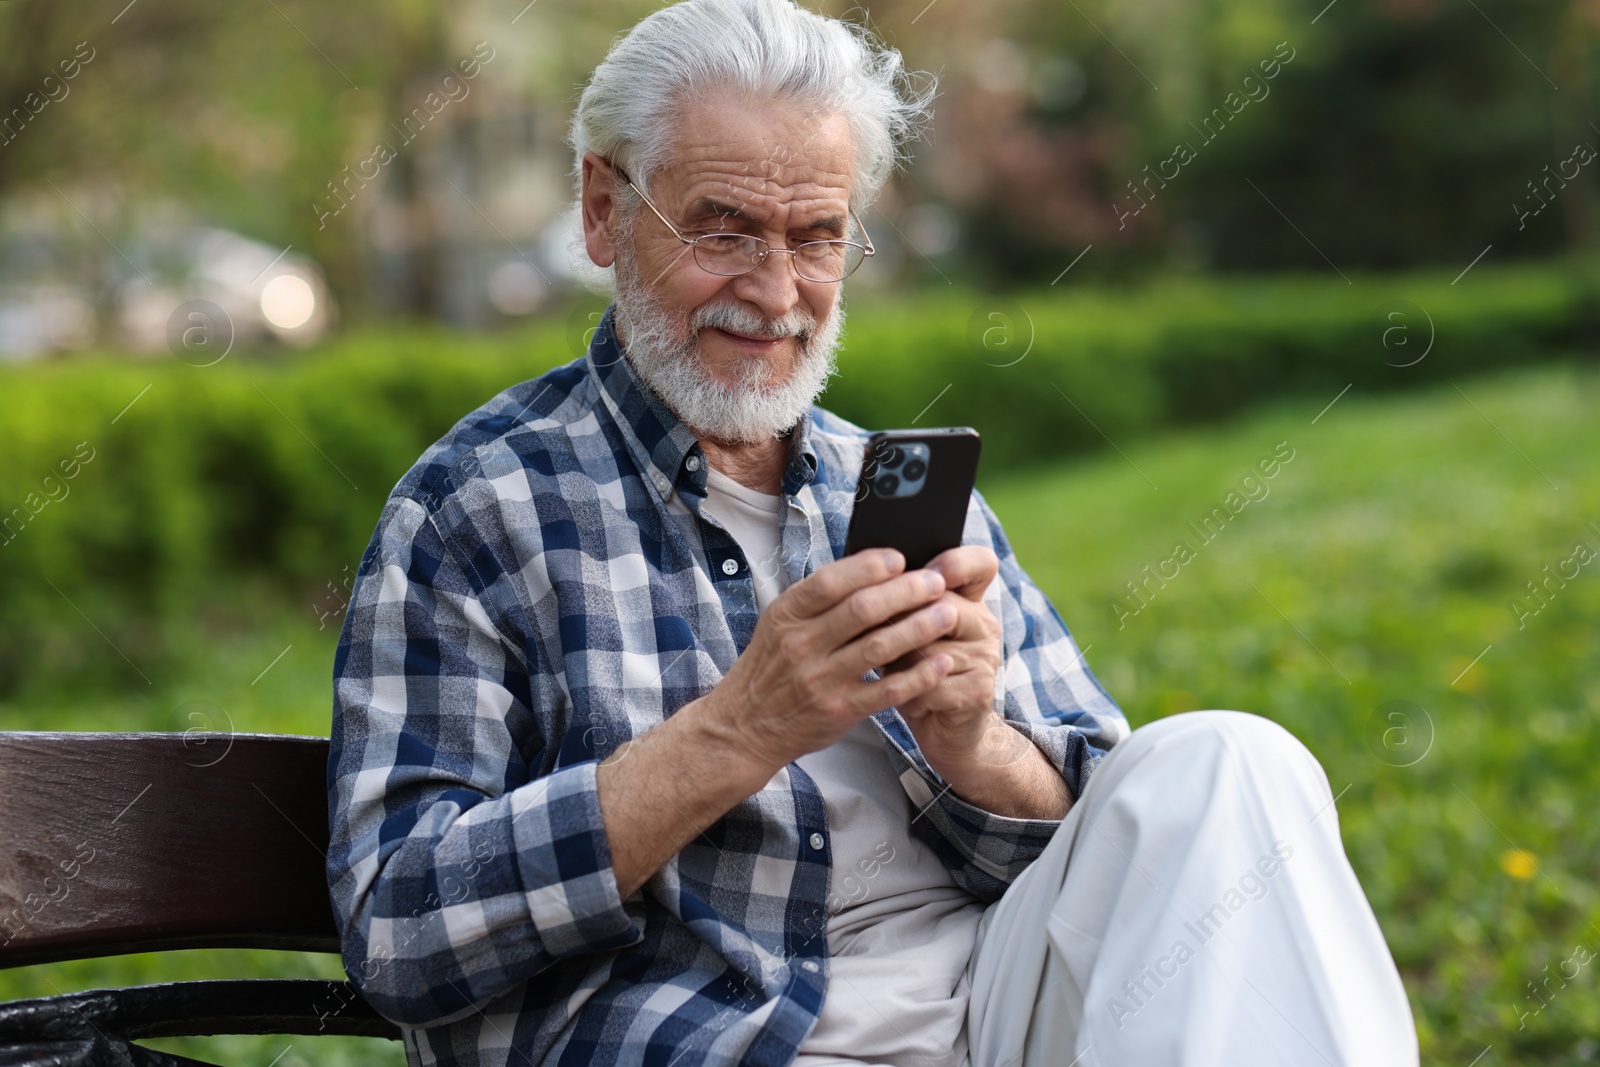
[682, 167, 849, 204]
[684, 189, 848, 234]
[671, 146, 851, 190]
[672, 162, 851, 231]
[654, 105, 855, 230]
[681, 196, 848, 238]
[683, 196, 759, 225]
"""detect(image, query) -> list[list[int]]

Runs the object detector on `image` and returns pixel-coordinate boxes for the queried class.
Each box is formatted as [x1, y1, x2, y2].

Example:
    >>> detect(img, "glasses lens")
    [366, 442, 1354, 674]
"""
[794, 241, 866, 282]
[694, 234, 767, 276]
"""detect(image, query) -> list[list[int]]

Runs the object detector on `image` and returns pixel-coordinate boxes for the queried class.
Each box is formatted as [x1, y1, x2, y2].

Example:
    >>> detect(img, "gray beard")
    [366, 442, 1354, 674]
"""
[611, 232, 845, 445]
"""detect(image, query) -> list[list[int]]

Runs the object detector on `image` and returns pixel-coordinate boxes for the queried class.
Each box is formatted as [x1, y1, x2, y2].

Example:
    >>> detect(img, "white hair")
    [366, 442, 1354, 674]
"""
[564, 0, 936, 291]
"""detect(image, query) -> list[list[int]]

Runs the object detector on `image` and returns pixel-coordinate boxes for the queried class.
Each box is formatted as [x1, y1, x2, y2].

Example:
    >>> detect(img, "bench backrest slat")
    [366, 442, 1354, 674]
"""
[0, 732, 340, 969]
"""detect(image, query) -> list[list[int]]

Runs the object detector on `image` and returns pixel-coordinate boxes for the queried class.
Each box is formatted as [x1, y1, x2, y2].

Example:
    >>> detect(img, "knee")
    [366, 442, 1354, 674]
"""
[1127, 708, 1297, 746]
[1090, 710, 1332, 824]
[1113, 709, 1321, 777]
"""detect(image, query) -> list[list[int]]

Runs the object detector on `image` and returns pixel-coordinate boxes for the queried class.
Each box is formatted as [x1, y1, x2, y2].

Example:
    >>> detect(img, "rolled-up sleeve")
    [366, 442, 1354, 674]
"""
[913, 486, 1130, 899]
[327, 487, 640, 1029]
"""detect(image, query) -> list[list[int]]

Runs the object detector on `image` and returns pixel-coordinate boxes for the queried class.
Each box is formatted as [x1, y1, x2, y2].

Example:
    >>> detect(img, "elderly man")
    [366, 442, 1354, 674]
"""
[327, 1, 1419, 1064]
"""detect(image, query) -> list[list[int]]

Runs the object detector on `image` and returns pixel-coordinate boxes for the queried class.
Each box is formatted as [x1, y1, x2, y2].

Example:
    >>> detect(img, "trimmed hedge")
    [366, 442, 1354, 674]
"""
[2, 260, 1597, 695]
[825, 260, 1600, 471]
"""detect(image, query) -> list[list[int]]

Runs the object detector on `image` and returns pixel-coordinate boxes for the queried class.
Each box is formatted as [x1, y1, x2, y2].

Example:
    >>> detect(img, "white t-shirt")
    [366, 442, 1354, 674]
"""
[699, 463, 984, 1067]
[699, 464, 790, 614]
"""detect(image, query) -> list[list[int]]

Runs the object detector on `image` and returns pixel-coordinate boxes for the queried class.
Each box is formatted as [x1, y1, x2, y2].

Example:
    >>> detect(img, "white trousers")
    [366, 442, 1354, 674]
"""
[962, 710, 1419, 1067]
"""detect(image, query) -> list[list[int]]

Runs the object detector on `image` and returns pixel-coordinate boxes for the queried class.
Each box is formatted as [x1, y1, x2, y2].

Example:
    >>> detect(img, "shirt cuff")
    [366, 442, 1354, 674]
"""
[1003, 717, 1102, 802]
[900, 758, 1064, 894]
[509, 760, 641, 958]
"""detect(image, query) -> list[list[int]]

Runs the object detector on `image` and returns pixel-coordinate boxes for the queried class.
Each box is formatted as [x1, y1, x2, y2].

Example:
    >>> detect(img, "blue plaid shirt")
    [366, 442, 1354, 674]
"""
[327, 304, 1128, 1067]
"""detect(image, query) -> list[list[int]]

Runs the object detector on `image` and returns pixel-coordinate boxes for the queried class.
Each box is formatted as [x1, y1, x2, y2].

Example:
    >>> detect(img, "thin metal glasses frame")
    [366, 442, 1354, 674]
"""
[608, 159, 875, 283]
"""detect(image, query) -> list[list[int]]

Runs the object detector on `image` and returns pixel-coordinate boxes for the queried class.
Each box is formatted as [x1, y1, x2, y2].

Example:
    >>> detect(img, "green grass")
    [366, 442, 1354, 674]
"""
[3, 361, 1598, 1064]
[986, 360, 1600, 1064]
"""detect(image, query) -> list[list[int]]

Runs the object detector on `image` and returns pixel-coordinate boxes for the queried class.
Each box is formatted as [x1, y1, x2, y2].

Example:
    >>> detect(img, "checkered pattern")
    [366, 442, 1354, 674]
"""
[326, 303, 1129, 1066]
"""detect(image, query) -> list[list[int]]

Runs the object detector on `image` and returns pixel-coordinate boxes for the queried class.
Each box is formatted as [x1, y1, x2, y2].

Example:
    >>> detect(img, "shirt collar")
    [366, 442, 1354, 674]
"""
[585, 301, 820, 504]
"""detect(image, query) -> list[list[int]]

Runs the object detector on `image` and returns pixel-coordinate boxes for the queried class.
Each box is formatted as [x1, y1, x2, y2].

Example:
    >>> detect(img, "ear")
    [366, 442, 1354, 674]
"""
[581, 151, 621, 269]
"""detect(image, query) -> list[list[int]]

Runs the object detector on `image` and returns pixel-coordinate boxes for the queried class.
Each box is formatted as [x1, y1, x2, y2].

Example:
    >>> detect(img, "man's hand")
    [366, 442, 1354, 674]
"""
[882, 545, 1072, 821]
[701, 547, 959, 772]
[598, 547, 959, 899]
[881, 545, 1005, 776]
[597, 545, 1063, 901]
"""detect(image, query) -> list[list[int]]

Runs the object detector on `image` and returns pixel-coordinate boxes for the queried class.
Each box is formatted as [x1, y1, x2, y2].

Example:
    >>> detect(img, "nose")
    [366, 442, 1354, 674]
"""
[730, 242, 803, 324]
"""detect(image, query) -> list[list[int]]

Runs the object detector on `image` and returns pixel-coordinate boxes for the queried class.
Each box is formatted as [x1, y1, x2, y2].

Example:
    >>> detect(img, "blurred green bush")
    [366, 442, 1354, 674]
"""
[1, 261, 1596, 698]
[828, 259, 1600, 470]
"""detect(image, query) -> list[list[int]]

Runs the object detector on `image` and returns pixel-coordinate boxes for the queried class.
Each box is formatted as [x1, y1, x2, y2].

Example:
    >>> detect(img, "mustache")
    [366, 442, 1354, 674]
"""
[691, 300, 817, 341]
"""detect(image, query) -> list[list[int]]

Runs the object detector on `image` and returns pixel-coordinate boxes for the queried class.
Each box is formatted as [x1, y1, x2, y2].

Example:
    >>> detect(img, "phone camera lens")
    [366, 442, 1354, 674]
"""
[875, 473, 900, 496]
[901, 459, 926, 481]
[879, 446, 904, 470]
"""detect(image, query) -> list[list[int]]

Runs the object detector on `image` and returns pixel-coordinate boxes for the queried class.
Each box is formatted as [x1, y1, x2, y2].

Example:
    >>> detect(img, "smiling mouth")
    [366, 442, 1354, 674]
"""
[712, 327, 788, 345]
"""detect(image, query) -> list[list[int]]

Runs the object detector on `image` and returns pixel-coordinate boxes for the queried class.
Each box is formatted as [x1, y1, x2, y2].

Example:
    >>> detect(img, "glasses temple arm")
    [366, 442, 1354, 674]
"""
[628, 181, 698, 247]
[849, 207, 875, 254]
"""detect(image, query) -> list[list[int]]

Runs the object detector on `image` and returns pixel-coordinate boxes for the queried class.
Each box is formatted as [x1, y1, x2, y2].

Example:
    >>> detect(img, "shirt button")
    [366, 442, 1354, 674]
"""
[809, 832, 825, 851]
[801, 961, 820, 974]
[685, 455, 701, 472]
[721, 558, 739, 576]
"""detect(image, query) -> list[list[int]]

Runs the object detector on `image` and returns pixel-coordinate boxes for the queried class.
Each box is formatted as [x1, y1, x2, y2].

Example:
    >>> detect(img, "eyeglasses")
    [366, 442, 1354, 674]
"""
[608, 160, 874, 283]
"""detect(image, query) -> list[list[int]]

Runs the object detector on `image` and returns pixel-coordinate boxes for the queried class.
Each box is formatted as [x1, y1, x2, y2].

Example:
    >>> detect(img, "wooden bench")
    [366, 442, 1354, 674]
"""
[0, 731, 402, 1065]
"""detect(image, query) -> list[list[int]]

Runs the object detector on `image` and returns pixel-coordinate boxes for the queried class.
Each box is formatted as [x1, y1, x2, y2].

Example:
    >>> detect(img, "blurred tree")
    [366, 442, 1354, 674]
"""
[927, 0, 1600, 275]
[2, 0, 1596, 319]
[1170, 0, 1599, 270]
[0, 0, 504, 325]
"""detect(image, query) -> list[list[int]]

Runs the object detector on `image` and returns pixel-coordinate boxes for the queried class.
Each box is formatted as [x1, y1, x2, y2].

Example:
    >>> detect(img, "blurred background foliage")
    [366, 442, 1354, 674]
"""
[0, 262, 1596, 701]
[2, 0, 1598, 323]
[2, 0, 1600, 1063]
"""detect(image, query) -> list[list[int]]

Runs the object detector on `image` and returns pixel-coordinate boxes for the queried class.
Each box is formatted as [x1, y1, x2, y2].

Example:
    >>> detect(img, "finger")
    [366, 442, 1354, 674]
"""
[845, 649, 953, 718]
[879, 596, 986, 668]
[881, 637, 959, 677]
[841, 597, 959, 676]
[886, 660, 983, 722]
[812, 566, 948, 656]
[924, 546, 1000, 601]
[931, 593, 990, 640]
[773, 548, 905, 621]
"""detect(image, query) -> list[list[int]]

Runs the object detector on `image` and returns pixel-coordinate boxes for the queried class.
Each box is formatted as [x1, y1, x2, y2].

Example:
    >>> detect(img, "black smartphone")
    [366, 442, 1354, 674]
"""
[844, 427, 982, 571]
